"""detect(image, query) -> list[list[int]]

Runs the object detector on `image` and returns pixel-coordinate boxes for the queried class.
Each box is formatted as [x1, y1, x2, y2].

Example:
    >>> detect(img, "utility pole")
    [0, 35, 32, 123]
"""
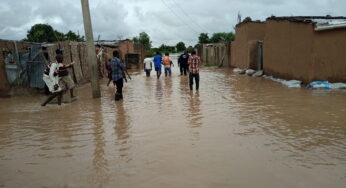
[81, 0, 101, 98]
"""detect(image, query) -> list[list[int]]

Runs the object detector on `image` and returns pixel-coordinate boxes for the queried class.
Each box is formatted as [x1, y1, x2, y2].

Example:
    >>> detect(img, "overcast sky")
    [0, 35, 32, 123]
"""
[0, 0, 345, 47]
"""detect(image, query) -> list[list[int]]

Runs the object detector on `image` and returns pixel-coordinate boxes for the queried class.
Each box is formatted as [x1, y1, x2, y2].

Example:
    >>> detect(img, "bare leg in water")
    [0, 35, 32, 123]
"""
[107, 78, 112, 86]
[70, 89, 75, 98]
[41, 91, 63, 106]
[157, 72, 161, 79]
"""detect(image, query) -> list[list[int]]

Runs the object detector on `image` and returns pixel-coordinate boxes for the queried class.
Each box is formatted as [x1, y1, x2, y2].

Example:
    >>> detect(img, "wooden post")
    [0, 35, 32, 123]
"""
[81, 0, 101, 98]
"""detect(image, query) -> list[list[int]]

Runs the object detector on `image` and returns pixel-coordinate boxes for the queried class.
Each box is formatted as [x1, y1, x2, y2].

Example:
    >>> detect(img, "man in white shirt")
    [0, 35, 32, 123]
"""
[143, 55, 153, 77]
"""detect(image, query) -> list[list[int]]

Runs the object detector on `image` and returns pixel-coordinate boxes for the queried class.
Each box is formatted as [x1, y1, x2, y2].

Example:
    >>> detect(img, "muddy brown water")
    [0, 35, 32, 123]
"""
[1, 62, 346, 187]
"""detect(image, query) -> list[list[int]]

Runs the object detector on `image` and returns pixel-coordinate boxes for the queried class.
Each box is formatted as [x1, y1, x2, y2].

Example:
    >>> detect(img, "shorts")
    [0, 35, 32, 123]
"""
[59, 75, 75, 90]
[155, 66, 161, 72]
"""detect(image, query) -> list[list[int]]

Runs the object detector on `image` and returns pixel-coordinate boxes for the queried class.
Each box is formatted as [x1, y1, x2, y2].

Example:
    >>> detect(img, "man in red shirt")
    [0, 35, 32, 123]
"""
[188, 50, 201, 90]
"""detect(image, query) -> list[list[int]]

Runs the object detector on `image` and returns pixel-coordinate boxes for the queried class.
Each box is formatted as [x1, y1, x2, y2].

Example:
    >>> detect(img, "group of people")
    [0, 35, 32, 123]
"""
[42, 49, 201, 105]
[143, 50, 201, 90]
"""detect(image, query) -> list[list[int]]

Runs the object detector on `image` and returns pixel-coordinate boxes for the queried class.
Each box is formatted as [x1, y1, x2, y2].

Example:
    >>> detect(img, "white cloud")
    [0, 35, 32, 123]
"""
[0, 0, 345, 46]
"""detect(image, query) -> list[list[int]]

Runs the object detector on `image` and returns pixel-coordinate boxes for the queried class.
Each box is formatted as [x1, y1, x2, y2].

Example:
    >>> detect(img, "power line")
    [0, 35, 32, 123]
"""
[170, 0, 208, 33]
[160, 0, 199, 34]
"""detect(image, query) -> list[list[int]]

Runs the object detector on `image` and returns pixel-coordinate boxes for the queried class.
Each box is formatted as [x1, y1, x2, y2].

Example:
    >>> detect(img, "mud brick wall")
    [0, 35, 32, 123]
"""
[231, 22, 265, 69]
[134, 43, 146, 68]
[263, 20, 346, 83]
[199, 43, 230, 66]
[311, 28, 346, 82]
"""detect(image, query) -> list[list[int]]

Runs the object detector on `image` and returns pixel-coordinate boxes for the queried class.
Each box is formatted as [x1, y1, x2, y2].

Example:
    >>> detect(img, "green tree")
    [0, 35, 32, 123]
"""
[186, 45, 194, 53]
[54, 30, 65, 41]
[146, 49, 156, 57]
[210, 32, 235, 43]
[198, 33, 210, 44]
[158, 44, 175, 54]
[65, 30, 84, 42]
[26, 24, 56, 42]
[133, 32, 152, 49]
[176, 41, 186, 52]
[26, 24, 85, 42]
[132, 37, 139, 43]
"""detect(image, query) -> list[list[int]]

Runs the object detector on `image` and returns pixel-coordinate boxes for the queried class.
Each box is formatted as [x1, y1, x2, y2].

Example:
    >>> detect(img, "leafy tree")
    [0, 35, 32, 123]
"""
[54, 30, 65, 41]
[27, 24, 56, 42]
[132, 37, 139, 43]
[176, 41, 186, 52]
[210, 32, 235, 43]
[186, 45, 194, 53]
[65, 30, 84, 42]
[26, 24, 84, 42]
[198, 33, 210, 44]
[158, 44, 176, 54]
[133, 32, 152, 49]
[146, 49, 156, 57]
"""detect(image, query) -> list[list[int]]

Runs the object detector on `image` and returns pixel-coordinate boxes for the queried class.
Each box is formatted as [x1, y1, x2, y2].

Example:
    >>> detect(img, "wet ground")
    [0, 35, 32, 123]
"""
[0, 58, 346, 187]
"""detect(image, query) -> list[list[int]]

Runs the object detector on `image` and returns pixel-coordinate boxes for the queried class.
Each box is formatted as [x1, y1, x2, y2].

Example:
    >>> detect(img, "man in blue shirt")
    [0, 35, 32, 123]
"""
[109, 50, 125, 101]
[153, 51, 162, 79]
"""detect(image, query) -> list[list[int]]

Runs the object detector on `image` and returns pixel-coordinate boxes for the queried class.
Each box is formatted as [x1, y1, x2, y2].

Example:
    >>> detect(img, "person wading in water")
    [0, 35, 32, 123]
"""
[41, 55, 63, 106]
[188, 50, 201, 91]
[109, 50, 126, 101]
[153, 51, 163, 79]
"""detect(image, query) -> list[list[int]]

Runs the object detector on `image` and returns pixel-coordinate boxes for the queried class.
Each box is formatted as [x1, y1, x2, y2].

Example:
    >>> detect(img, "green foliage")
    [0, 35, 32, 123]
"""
[54, 30, 65, 41]
[186, 46, 194, 53]
[198, 33, 210, 44]
[65, 30, 84, 42]
[132, 37, 139, 43]
[197, 32, 235, 44]
[210, 32, 235, 43]
[176, 41, 186, 52]
[158, 44, 176, 54]
[133, 32, 152, 49]
[27, 24, 56, 42]
[146, 49, 156, 57]
[26, 23, 84, 42]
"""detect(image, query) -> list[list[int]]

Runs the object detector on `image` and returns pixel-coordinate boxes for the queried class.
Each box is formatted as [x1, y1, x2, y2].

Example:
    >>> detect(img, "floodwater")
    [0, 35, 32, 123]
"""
[0, 57, 346, 188]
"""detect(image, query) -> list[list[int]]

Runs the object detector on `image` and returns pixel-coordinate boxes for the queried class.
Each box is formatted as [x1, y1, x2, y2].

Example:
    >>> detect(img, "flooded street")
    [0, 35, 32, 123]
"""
[1, 58, 346, 187]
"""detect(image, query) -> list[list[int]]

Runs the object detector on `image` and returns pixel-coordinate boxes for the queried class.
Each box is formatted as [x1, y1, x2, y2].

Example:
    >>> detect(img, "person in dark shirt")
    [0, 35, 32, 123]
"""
[178, 51, 189, 76]
[109, 50, 125, 101]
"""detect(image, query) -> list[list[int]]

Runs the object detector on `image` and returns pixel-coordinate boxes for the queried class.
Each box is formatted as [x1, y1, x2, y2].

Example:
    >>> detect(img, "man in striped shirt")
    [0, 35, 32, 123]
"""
[188, 50, 201, 90]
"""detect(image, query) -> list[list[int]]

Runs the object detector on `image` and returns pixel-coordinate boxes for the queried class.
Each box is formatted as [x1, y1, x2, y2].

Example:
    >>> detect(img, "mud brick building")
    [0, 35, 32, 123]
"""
[230, 16, 346, 83]
[263, 16, 346, 83]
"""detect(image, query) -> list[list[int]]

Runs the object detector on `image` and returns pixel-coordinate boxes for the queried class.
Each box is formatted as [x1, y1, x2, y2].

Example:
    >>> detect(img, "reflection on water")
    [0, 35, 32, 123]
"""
[0, 63, 345, 188]
[185, 92, 202, 141]
[114, 101, 131, 162]
[90, 100, 109, 187]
